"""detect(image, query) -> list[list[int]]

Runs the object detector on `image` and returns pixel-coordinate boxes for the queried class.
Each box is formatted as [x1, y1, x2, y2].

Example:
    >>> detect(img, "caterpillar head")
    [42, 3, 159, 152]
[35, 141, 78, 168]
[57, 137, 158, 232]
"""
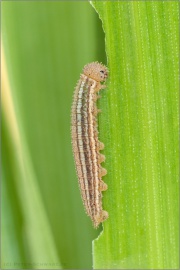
[83, 62, 108, 82]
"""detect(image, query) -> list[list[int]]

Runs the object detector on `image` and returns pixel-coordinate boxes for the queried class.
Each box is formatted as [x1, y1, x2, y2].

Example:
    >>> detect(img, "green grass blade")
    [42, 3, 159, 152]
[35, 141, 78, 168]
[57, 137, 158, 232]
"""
[1, 168, 25, 267]
[91, 1, 179, 269]
[2, 49, 62, 269]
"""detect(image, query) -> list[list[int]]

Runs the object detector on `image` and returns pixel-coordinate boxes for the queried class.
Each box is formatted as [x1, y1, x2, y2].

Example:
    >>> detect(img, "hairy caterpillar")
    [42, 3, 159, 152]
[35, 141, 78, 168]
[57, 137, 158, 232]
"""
[71, 62, 108, 228]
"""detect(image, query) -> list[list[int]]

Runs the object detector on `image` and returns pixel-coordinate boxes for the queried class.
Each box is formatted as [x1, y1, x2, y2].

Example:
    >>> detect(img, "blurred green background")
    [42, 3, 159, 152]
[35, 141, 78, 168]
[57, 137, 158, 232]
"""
[2, 1, 179, 269]
[2, 1, 106, 269]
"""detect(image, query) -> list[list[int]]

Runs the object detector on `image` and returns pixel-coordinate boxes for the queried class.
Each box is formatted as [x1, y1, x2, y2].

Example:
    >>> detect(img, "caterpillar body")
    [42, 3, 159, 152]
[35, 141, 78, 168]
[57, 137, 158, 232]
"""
[71, 62, 108, 228]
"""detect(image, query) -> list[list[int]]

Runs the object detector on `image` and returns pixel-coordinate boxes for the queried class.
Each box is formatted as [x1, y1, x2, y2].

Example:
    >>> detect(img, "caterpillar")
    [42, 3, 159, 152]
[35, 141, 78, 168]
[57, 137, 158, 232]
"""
[71, 62, 108, 228]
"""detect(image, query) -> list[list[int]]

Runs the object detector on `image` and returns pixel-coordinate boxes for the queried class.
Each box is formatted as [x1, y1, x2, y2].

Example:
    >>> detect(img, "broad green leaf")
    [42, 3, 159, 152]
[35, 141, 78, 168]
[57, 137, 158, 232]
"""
[91, 1, 179, 269]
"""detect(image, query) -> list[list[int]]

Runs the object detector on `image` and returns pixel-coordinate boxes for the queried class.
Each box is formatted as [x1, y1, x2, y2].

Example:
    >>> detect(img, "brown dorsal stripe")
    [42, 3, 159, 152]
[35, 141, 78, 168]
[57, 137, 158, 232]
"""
[71, 62, 108, 228]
